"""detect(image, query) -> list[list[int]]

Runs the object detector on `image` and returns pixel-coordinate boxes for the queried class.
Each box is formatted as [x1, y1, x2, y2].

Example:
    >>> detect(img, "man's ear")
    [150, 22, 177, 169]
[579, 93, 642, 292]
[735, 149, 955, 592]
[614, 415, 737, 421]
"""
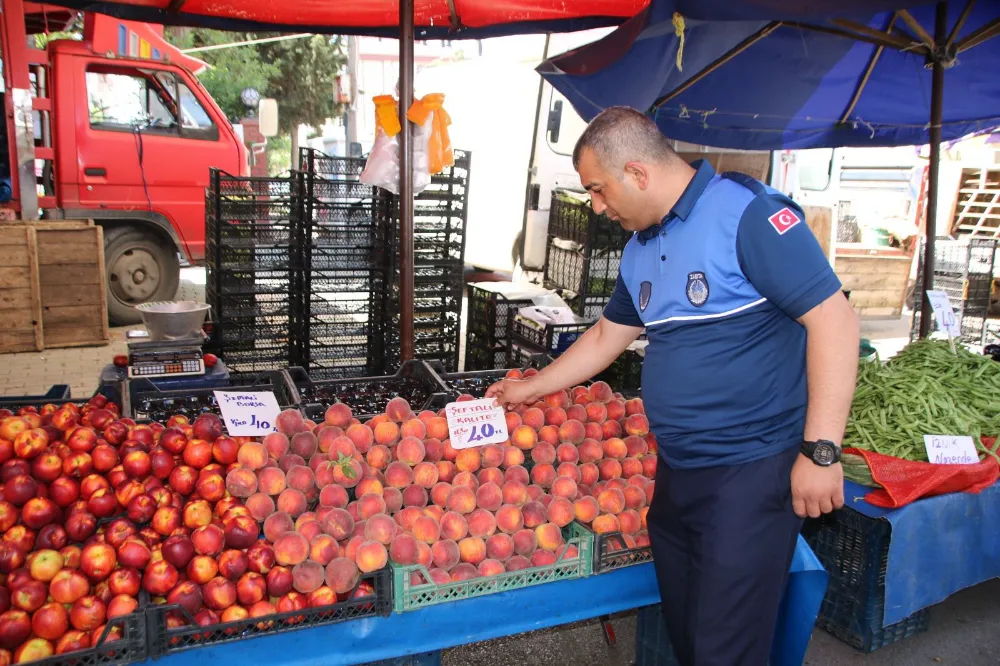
[624, 162, 649, 190]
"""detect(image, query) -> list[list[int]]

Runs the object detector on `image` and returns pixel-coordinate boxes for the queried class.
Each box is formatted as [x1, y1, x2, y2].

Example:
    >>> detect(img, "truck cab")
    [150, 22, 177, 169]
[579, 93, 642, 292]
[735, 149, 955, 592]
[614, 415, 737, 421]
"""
[1, 3, 250, 324]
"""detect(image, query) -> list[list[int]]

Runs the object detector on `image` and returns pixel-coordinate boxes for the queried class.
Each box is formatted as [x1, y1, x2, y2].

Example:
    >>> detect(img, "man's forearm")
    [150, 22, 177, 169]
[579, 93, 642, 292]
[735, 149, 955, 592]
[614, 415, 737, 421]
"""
[529, 319, 641, 397]
[802, 301, 860, 445]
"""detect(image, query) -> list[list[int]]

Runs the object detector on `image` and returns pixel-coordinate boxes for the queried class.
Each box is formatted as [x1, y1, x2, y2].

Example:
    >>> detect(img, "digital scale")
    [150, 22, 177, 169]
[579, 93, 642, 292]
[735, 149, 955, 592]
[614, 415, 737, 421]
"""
[125, 301, 213, 381]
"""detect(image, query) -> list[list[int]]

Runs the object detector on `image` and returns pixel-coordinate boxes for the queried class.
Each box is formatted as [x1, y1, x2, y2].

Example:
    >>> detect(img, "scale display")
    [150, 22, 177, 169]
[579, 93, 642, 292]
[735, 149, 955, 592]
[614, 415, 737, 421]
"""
[128, 348, 205, 379]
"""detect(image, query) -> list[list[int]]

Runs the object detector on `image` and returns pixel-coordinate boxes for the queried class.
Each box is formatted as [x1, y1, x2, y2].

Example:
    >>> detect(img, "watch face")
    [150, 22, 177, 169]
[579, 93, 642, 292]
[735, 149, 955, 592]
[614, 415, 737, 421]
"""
[814, 444, 836, 465]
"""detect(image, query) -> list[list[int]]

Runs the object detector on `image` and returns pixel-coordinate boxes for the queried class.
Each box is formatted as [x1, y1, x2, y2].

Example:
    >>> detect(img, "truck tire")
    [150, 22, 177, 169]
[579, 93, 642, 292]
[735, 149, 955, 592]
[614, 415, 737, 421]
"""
[104, 226, 181, 326]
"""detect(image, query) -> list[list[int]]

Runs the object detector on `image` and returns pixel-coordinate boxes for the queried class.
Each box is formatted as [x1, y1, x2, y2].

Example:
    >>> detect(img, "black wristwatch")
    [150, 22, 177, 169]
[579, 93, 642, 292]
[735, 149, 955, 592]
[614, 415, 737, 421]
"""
[801, 439, 842, 466]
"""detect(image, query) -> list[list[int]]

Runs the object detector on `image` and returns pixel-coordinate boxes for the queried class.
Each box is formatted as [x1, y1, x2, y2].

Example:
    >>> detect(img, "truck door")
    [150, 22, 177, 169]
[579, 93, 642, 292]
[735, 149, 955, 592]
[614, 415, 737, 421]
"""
[76, 62, 239, 263]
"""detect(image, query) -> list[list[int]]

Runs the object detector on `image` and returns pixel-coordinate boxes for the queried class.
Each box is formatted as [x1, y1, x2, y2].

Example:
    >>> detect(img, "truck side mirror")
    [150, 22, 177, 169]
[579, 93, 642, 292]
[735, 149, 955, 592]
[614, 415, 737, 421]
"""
[547, 100, 563, 144]
[258, 98, 279, 138]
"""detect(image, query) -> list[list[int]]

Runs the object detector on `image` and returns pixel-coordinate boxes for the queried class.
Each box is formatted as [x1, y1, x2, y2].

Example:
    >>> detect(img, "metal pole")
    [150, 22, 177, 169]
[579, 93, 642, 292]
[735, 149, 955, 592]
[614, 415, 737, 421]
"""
[399, 0, 416, 361]
[346, 36, 360, 150]
[919, 1, 948, 338]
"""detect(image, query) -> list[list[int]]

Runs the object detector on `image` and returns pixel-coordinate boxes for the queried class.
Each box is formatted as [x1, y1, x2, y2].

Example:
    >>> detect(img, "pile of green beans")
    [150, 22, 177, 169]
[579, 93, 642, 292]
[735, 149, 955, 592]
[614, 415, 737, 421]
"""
[845, 339, 1000, 463]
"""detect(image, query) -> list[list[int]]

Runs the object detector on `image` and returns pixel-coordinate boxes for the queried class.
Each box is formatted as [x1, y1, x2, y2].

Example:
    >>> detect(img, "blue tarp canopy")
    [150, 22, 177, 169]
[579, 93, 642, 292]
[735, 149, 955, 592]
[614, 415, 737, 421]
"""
[538, 0, 1000, 150]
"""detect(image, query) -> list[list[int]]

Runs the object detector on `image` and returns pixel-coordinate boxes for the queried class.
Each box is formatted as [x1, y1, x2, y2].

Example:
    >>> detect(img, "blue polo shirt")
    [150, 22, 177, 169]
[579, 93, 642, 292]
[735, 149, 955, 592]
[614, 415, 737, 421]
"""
[603, 160, 842, 469]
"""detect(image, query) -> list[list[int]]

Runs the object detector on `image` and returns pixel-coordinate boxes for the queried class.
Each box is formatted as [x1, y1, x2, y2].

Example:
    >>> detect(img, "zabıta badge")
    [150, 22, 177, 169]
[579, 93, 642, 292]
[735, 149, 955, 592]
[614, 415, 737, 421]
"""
[445, 398, 509, 449]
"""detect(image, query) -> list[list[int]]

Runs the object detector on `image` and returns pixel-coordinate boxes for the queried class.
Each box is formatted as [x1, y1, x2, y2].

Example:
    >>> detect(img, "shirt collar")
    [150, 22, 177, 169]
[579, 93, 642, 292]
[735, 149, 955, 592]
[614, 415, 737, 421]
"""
[636, 159, 716, 245]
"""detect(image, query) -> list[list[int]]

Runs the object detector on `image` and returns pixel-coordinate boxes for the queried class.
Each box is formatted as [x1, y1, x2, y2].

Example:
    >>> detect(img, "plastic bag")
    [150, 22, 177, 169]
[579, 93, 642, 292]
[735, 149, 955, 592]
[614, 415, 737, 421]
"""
[360, 95, 403, 194]
[407, 93, 454, 176]
[411, 112, 432, 194]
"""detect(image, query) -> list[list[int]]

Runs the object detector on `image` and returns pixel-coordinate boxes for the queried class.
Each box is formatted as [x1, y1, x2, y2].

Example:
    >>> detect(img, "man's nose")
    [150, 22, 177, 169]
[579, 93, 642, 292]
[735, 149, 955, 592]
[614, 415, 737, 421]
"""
[591, 196, 607, 215]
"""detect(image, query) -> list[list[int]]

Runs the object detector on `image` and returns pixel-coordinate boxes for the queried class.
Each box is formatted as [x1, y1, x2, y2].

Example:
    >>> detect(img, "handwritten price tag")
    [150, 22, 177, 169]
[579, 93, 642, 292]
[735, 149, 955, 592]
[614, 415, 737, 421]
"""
[214, 391, 281, 436]
[445, 399, 509, 449]
[923, 434, 979, 465]
[926, 290, 961, 339]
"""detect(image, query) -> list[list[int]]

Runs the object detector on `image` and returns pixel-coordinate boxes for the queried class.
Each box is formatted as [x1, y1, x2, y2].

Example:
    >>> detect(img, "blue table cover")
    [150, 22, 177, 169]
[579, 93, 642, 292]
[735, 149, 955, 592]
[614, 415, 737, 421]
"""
[844, 480, 1000, 626]
[145, 536, 826, 666]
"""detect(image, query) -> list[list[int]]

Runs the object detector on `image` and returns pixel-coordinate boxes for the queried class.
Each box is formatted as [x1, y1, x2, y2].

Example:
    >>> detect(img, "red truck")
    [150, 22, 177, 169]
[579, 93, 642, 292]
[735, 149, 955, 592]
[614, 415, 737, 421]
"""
[1, 1, 251, 323]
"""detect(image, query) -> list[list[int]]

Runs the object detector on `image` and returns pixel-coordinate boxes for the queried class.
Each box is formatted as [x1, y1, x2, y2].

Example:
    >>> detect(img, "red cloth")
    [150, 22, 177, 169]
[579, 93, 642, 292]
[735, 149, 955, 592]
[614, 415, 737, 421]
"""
[847, 439, 1000, 509]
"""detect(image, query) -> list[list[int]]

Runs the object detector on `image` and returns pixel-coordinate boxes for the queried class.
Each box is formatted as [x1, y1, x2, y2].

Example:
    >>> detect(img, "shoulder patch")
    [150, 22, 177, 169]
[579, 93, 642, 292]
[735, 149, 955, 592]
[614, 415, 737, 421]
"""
[767, 207, 801, 235]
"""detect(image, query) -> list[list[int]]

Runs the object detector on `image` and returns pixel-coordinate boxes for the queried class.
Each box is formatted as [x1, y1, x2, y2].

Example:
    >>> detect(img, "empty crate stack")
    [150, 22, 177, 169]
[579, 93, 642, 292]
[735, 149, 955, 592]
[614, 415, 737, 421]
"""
[544, 189, 632, 319]
[205, 169, 304, 376]
[299, 148, 390, 379]
[911, 238, 998, 345]
[382, 150, 472, 373]
[465, 284, 539, 371]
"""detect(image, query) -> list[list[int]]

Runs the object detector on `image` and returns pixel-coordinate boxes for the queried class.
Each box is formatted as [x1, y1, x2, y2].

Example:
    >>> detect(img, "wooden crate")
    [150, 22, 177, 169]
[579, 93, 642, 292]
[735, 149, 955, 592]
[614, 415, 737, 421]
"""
[835, 251, 914, 317]
[32, 221, 110, 349]
[0, 226, 43, 353]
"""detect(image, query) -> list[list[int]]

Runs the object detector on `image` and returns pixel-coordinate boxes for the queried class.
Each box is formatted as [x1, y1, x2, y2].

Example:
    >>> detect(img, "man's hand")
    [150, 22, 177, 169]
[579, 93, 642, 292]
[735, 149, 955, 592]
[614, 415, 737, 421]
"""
[790, 454, 845, 518]
[485, 378, 543, 412]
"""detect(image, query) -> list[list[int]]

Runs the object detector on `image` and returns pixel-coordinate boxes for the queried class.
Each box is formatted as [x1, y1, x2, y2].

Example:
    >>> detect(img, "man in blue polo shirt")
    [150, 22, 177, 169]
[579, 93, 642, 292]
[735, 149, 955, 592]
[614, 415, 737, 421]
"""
[488, 107, 860, 665]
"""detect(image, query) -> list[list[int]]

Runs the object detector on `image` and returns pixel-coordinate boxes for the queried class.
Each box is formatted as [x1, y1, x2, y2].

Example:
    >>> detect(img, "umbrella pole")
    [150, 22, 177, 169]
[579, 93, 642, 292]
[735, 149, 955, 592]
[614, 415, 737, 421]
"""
[399, 0, 415, 361]
[918, 1, 948, 339]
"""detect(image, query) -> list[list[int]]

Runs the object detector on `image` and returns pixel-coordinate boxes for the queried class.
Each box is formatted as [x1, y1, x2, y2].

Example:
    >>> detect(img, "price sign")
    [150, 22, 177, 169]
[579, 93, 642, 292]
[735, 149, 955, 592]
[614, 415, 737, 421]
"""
[445, 399, 509, 449]
[925, 290, 961, 339]
[923, 434, 980, 465]
[214, 391, 281, 436]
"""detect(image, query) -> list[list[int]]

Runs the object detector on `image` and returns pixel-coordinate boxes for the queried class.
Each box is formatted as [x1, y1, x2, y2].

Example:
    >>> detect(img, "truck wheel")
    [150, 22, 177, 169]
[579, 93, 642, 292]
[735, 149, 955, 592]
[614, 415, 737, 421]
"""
[104, 226, 181, 326]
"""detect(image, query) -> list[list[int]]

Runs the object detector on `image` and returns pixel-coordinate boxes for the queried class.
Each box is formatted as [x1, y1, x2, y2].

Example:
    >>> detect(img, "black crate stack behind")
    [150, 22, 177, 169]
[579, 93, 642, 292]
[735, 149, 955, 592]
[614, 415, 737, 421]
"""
[299, 149, 390, 379]
[911, 237, 998, 345]
[543, 189, 631, 317]
[381, 150, 472, 373]
[205, 169, 304, 376]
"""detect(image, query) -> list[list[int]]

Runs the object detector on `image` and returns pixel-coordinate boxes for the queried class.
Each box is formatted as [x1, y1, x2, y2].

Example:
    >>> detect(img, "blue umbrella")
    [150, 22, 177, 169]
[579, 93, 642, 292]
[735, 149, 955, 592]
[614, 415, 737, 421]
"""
[539, 0, 1000, 337]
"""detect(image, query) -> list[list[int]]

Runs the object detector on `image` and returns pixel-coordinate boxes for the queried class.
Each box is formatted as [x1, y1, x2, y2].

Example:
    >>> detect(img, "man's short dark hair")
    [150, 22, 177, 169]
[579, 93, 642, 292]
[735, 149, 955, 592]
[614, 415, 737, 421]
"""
[572, 106, 678, 174]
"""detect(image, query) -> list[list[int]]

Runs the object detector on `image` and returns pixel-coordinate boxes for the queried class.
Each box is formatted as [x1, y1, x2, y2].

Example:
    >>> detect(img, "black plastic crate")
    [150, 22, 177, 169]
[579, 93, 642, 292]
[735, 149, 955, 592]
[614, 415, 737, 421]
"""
[597, 348, 644, 398]
[634, 604, 682, 666]
[589, 529, 653, 573]
[127, 371, 297, 424]
[0, 384, 71, 410]
[510, 317, 593, 357]
[146, 567, 391, 658]
[464, 338, 511, 372]
[467, 284, 536, 348]
[0, 382, 123, 416]
[801, 508, 931, 652]
[433, 360, 553, 398]
[298, 147, 367, 179]
[287, 360, 450, 421]
[548, 189, 631, 251]
[544, 243, 621, 298]
[508, 344, 554, 370]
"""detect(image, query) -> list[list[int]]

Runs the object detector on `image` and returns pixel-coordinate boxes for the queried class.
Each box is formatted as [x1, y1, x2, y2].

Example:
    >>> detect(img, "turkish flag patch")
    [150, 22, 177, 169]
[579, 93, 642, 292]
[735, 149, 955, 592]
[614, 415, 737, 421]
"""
[768, 207, 801, 235]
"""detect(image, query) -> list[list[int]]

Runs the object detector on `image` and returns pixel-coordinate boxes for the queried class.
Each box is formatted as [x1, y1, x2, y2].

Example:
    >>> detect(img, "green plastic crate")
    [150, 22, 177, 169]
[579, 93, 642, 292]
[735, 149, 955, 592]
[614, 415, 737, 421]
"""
[391, 522, 593, 612]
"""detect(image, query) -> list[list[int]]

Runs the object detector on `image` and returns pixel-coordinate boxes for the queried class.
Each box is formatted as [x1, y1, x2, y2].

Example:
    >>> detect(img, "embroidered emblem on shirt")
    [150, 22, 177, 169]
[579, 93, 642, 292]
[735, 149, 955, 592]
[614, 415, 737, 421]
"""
[639, 281, 652, 312]
[686, 272, 709, 307]
[767, 207, 801, 235]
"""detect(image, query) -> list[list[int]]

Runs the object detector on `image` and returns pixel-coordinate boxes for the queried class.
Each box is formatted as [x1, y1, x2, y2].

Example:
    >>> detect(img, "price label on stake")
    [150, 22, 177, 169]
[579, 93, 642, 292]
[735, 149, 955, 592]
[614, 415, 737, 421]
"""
[923, 434, 979, 465]
[445, 399, 509, 449]
[213, 391, 281, 436]
[926, 290, 962, 339]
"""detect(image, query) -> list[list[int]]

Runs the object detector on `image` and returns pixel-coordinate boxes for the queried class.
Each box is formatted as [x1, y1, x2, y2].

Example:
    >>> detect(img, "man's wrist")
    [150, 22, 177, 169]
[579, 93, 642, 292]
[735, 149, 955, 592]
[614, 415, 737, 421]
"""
[800, 439, 842, 466]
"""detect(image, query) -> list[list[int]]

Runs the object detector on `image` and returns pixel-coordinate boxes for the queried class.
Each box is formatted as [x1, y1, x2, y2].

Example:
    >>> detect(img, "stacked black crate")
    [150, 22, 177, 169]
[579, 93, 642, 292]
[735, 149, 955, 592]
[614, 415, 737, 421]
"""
[464, 285, 535, 371]
[381, 150, 471, 373]
[911, 238, 998, 345]
[299, 149, 390, 379]
[543, 189, 632, 317]
[205, 169, 304, 376]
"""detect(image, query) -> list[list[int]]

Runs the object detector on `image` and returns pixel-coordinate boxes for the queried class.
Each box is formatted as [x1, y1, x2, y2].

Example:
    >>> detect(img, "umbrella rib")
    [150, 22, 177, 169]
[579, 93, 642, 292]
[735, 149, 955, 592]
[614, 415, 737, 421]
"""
[955, 17, 1000, 52]
[648, 22, 782, 111]
[828, 18, 920, 52]
[947, 0, 977, 48]
[896, 9, 936, 49]
[445, 0, 462, 31]
[166, 0, 187, 11]
[839, 15, 896, 124]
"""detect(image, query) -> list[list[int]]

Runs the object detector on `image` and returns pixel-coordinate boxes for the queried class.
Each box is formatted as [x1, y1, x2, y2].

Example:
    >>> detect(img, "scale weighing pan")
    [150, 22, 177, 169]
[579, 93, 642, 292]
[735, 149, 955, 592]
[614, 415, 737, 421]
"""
[135, 301, 211, 341]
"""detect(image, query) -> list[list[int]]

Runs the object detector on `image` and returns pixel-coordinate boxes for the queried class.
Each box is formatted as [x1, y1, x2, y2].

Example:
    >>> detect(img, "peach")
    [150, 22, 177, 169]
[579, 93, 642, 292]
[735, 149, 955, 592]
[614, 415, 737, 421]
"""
[506, 555, 532, 572]
[502, 446, 524, 469]
[521, 501, 547, 529]
[454, 449, 480, 474]
[467, 509, 497, 539]
[263, 432, 290, 460]
[430, 482, 452, 508]
[373, 421, 400, 448]
[426, 417, 449, 441]
[430, 539, 460, 571]
[309, 535, 339, 566]
[411, 461, 439, 489]
[278, 454, 306, 473]
[396, 437, 426, 466]
[435, 461, 457, 484]
[474, 482, 502, 512]
[597, 489, 626, 515]
[366, 445, 392, 471]
[592, 514, 620, 535]
[345, 424, 374, 454]
[286, 465, 315, 492]
[364, 514, 397, 546]
[521, 408, 545, 431]
[274, 532, 309, 567]
[602, 438, 627, 461]
[624, 435, 648, 458]
[445, 486, 476, 515]
[577, 463, 598, 488]
[477, 468, 505, 488]
[606, 478, 628, 492]
[236, 443, 268, 471]
[478, 559, 505, 577]
[543, 407, 567, 427]
[511, 426, 537, 451]
[225, 468, 257, 499]
[450, 562, 479, 581]
[256, 466, 287, 496]
[394, 506, 422, 532]
[384, 461, 414, 489]
[319, 484, 349, 510]
[321, 508, 354, 541]
[277, 488, 308, 518]
[276, 409, 306, 437]
[604, 399, 626, 422]
[355, 493, 386, 521]
[574, 496, 600, 523]
[356, 477, 384, 498]
[325, 557, 361, 595]
[355, 540, 388, 573]
[292, 560, 325, 594]
[551, 476, 578, 500]
[624, 414, 650, 437]
[546, 497, 574, 528]
[504, 412, 522, 433]
[556, 420, 585, 445]
[622, 457, 643, 479]
[324, 404, 353, 429]
[412, 515, 441, 544]
[642, 455, 657, 479]
[440, 511, 469, 541]
[576, 440, 600, 465]
[385, 397, 412, 423]
[290, 432, 318, 459]
[584, 422, 603, 441]
[537, 425, 559, 447]
[495, 505, 524, 535]
[623, 485, 647, 510]
[382, 487, 403, 514]
[245, 493, 275, 522]
[415, 541, 433, 569]
[618, 509, 642, 535]
[599, 459, 623, 481]
[635, 531, 650, 548]
[421, 438, 443, 463]
[530, 463, 556, 488]
[458, 537, 486, 566]
[534, 523, 564, 552]
[402, 485, 428, 508]
[586, 381, 612, 403]
[389, 534, 420, 565]
[423, 505, 444, 522]
[566, 404, 588, 423]
[645, 483, 655, 507]
[399, 418, 426, 441]
[530, 442, 556, 466]
[584, 402, 607, 424]
[624, 398, 644, 416]
[495, 482, 524, 510]
[485, 533, 515, 562]
[602, 420, 623, 440]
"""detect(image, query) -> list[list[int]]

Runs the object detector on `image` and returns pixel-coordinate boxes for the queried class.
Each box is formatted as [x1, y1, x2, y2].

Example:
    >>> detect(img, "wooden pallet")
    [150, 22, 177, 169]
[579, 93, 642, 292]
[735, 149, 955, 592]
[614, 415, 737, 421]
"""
[950, 168, 1000, 239]
[0, 226, 44, 353]
[31, 221, 110, 349]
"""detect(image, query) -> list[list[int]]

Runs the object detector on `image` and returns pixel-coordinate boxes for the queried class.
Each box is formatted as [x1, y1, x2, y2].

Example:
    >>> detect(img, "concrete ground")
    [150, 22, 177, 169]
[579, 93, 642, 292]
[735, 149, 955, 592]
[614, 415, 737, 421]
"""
[4, 269, 998, 664]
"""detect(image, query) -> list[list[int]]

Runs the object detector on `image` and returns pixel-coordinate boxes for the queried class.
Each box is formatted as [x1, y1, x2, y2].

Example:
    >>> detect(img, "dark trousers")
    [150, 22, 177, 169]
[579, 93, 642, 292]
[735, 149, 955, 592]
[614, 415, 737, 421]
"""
[647, 446, 803, 666]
